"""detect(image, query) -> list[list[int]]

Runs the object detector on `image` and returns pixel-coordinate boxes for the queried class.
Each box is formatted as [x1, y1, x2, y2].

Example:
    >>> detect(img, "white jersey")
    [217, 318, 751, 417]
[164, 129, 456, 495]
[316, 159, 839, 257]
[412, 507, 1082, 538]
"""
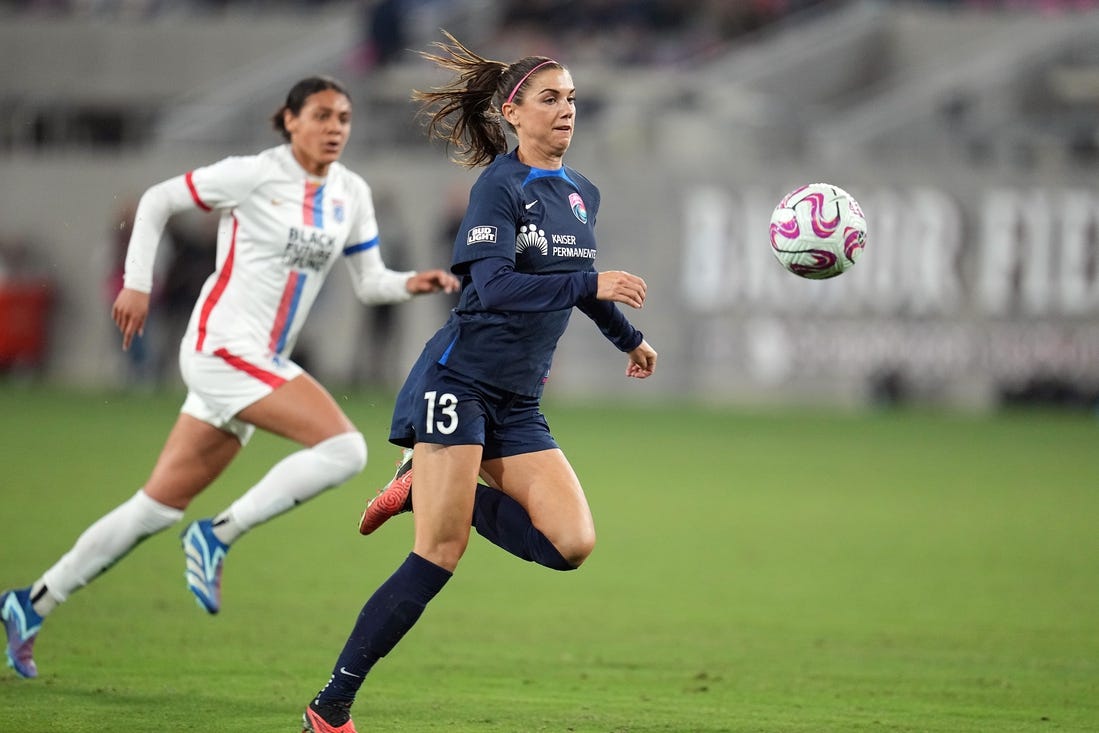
[124, 144, 413, 362]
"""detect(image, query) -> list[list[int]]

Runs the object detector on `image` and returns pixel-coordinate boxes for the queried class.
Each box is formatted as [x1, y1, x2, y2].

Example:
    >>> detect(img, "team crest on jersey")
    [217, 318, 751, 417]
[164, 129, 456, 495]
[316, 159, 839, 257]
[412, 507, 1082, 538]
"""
[332, 199, 345, 224]
[569, 193, 588, 223]
[515, 224, 548, 255]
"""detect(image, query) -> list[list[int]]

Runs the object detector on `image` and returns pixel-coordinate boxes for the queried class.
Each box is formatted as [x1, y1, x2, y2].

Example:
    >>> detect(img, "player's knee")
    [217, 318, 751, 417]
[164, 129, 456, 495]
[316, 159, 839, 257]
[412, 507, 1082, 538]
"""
[316, 431, 368, 481]
[558, 529, 596, 569]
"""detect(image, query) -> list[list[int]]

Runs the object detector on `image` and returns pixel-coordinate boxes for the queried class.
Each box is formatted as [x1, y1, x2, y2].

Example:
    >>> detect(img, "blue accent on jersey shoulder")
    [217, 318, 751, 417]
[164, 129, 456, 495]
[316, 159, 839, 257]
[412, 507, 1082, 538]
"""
[344, 236, 380, 255]
[521, 166, 580, 192]
[437, 334, 459, 365]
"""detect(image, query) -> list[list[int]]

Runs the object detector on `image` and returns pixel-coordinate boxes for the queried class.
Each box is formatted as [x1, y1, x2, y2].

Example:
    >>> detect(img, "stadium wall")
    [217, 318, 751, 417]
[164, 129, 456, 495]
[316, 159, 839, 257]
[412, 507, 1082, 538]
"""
[4, 4, 1099, 409]
[2, 146, 1097, 410]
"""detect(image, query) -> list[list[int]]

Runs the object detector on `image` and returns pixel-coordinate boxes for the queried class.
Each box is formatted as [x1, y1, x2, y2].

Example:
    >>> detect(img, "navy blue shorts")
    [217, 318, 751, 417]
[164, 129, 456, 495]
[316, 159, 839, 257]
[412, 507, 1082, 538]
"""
[389, 358, 558, 460]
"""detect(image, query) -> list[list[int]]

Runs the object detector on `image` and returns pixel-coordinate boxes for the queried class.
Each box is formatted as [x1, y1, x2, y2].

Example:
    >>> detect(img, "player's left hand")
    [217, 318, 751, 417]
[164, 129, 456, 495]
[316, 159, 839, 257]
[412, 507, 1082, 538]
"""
[626, 339, 657, 379]
[407, 269, 460, 295]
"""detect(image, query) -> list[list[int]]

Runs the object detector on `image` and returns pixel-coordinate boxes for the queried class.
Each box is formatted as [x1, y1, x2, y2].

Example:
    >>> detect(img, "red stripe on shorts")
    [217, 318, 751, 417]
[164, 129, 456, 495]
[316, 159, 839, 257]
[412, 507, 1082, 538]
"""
[212, 347, 287, 389]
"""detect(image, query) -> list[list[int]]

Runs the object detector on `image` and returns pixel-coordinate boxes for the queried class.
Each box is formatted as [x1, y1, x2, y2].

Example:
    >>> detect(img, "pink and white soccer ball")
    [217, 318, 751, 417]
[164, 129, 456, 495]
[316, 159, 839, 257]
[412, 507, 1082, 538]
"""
[769, 183, 867, 279]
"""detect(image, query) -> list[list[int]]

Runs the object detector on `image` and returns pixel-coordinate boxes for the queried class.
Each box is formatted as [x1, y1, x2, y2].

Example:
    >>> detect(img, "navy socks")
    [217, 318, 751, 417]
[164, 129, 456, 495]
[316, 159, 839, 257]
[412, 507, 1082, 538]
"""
[314, 486, 572, 709]
[315, 552, 452, 705]
[471, 484, 574, 571]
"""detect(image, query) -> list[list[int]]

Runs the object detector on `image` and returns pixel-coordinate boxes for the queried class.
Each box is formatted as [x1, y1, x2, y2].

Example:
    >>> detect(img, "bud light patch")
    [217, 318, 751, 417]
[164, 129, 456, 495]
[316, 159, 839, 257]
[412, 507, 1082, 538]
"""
[467, 226, 498, 245]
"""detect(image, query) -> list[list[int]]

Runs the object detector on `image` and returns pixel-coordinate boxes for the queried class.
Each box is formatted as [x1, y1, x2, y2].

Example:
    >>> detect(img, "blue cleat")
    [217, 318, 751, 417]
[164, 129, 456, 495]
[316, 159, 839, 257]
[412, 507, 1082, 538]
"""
[181, 519, 229, 614]
[1, 587, 43, 678]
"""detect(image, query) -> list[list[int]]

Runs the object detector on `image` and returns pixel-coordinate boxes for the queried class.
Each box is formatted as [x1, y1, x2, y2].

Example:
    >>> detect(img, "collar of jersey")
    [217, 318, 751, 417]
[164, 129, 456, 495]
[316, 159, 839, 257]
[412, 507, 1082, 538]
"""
[521, 165, 579, 192]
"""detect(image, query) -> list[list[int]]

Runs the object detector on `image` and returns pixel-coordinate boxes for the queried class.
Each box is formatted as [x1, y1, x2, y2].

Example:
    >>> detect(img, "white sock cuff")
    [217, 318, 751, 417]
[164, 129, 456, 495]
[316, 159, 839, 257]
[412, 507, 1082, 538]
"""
[225, 432, 368, 534]
[133, 489, 186, 528]
[313, 431, 368, 474]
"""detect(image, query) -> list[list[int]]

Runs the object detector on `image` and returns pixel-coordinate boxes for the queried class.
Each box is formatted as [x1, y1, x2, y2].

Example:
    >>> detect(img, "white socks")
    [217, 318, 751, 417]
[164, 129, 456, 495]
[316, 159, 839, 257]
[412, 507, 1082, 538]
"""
[37, 489, 184, 611]
[212, 431, 367, 544]
[32, 432, 367, 616]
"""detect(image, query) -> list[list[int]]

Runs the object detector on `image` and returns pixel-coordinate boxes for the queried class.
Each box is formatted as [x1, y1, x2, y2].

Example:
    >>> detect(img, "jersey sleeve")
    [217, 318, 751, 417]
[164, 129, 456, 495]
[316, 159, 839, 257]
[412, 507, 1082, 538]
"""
[342, 243, 415, 305]
[450, 174, 521, 274]
[184, 154, 267, 211]
[122, 174, 205, 292]
[122, 155, 263, 293]
[469, 256, 596, 312]
[576, 294, 643, 352]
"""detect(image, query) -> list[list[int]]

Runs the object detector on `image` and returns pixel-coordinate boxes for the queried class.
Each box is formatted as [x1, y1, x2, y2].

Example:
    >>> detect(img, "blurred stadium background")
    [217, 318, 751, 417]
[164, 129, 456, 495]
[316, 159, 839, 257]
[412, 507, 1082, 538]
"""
[2, 0, 1099, 412]
[3, 5, 1098, 731]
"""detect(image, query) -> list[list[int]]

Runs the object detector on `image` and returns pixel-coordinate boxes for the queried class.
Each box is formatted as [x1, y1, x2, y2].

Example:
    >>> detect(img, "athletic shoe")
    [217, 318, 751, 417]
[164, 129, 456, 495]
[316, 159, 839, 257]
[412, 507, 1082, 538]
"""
[302, 701, 357, 733]
[358, 448, 414, 535]
[181, 519, 228, 614]
[1, 587, 42, 679]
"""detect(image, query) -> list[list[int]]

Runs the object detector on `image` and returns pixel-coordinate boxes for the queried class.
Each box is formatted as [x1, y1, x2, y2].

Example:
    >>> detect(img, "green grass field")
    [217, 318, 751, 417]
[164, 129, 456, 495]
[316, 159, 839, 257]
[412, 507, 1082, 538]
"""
[1, 386, 1097, 732]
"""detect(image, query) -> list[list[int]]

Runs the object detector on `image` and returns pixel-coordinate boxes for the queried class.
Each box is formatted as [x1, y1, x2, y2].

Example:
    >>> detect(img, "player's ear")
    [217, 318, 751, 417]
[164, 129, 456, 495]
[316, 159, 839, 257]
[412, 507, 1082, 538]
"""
[501, 102, 519, 127]
[284, 109, 299, 136]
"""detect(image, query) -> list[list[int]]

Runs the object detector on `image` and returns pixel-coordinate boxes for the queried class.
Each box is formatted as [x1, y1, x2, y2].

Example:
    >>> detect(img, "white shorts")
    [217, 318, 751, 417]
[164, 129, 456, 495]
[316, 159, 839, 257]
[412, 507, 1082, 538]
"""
[178, 347, 304, 445]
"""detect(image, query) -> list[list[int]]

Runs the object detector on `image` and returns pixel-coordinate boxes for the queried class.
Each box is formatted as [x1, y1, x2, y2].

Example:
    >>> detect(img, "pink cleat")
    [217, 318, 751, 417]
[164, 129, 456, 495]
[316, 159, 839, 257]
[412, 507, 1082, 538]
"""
[302, 702, 357, 733]
[358, 448, 413, 535]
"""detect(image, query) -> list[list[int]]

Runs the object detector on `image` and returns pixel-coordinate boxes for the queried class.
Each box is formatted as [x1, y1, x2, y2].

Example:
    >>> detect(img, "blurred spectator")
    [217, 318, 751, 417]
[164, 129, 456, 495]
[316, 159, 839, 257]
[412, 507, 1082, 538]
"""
[364, 0, 410, 68]
[491, 0, 838, 66]
[356, 0, 463, 71]
[4, 0, 870, 70]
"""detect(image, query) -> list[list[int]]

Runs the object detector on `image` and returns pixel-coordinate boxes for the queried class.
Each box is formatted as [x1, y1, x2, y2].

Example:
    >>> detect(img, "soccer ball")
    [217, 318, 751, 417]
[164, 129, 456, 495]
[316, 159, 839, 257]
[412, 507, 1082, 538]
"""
[769, 183, 867, 279]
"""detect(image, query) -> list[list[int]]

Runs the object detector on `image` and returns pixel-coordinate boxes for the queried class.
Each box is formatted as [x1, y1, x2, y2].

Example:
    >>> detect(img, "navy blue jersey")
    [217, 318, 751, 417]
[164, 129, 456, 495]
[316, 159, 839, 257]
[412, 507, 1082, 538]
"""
[420, 150, 639, 397]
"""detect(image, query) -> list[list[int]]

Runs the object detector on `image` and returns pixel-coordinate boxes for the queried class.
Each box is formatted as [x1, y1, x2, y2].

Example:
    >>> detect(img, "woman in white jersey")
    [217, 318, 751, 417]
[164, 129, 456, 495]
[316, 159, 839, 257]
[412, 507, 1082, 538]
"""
[0, 76, 459, 680]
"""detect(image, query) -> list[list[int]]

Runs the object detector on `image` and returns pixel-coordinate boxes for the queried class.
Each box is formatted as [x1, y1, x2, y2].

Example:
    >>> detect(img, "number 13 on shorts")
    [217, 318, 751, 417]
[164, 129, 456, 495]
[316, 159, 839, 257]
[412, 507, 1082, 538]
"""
[423, 390, 459, 434]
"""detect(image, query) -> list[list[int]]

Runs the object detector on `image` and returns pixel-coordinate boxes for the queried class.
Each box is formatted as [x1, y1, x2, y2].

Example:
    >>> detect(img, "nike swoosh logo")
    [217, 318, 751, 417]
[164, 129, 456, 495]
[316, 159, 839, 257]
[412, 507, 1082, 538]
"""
[339, 667, 362, 678]
[525, 200, 538, 210]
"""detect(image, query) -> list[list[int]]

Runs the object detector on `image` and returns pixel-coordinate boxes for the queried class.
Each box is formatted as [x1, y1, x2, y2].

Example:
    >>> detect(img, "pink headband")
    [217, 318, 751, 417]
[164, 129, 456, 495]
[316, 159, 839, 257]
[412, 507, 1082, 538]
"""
[504, 59, 558, 106]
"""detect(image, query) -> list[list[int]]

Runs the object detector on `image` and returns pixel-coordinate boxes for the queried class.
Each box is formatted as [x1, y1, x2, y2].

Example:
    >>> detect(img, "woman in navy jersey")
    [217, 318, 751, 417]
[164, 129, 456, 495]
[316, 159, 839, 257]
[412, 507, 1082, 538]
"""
[303, 33, 657, 733]
[0, 76, 459, 682]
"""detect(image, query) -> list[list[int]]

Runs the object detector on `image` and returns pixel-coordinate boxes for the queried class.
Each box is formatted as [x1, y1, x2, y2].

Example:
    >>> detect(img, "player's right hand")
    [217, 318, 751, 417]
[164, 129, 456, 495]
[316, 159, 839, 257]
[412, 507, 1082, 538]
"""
[596, 270, 646, 309]
[112, 287, 150, 352]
